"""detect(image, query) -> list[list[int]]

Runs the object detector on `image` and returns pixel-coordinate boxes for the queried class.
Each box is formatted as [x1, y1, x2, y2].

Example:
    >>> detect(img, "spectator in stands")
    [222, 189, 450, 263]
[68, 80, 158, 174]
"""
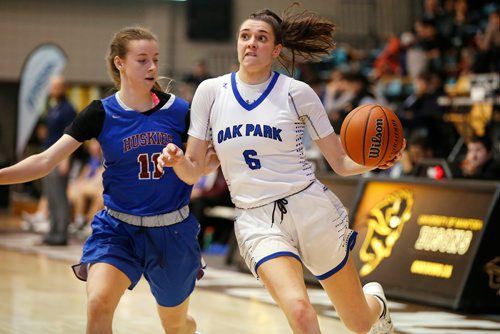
[449, 0, 478, 52]
[324, 70, 352, 126]
[21, 196, 49, 233]
[372, 34, 402, 80]
[422, 0, 455, 40]
[421, 0, 442, 21]
[41, 74, 77, 245]
[413, 18, 448, 75]
[344, 72, 382, 109]
[447, 46, 476, 95]
[398, 72, 449, 156]
[398, 31, 418, 77]
[457, 135, 500, 180]
[183, 59, 213, 88]
[190, 167, 232, 251]
[174, 81, 196, 104]
[330, 72, 383, 133]
[389, 133, 435, 178]
[474, 9, 500, 73]
[67, 139, 104, 236]
[403, 29, 428, 79]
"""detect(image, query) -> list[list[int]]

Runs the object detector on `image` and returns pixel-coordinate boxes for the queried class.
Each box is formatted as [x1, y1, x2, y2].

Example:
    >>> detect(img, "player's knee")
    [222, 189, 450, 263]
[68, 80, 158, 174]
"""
[287, 299, 317, 330]
[87, 292, 118, 318]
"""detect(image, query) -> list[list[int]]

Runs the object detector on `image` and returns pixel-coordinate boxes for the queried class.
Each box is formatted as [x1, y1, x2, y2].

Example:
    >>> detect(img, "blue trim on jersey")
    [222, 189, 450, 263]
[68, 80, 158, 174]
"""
[315, 230, 358, 281]
[254, 251, 302, 274]
[231, 71, 280, 111]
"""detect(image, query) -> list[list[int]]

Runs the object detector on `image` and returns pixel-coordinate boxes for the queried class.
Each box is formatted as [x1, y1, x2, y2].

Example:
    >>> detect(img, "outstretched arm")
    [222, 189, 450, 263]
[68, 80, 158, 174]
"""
[316, 132, 405, 176]
[0, 134, 82, 184]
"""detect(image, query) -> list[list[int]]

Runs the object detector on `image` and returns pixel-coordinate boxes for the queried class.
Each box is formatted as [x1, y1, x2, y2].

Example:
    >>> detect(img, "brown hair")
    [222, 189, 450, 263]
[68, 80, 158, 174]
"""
[247, 3, 336, 75]
[106, 26, 164, 91]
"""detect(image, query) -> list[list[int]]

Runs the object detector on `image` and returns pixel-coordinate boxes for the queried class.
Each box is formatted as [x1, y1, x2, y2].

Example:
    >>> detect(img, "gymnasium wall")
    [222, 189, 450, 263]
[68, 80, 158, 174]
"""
[0, 0, 419, 84]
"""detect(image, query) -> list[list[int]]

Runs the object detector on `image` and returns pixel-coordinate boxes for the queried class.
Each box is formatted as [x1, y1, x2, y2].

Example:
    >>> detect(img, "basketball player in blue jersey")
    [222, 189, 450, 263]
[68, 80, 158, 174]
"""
[158, 5, 405, 334]
[0, 27, 213, 334]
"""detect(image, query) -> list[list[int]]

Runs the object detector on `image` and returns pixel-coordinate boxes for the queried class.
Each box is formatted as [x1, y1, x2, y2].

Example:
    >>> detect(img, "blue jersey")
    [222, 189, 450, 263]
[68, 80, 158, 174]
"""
[66, 92, 192, 216]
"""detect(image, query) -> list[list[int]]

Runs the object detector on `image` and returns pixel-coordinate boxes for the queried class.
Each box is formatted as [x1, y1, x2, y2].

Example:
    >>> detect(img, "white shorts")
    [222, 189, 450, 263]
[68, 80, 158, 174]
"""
[234, 180, 357, 280]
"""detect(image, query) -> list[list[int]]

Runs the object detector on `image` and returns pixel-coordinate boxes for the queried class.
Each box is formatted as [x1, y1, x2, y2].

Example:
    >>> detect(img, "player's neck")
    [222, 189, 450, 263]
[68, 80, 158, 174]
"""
[118, 87, 154, 112]
[237, 68, 273, 85]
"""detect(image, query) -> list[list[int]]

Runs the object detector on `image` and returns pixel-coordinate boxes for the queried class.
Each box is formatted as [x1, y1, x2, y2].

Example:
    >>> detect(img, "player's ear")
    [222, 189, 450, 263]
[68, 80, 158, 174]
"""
[114, 56, 124, 70]
[272, 44, 282, 58]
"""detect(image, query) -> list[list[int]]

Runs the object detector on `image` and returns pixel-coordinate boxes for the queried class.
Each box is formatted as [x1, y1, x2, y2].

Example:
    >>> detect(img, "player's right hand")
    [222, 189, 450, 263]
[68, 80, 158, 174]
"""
[157, 143, 184, 172]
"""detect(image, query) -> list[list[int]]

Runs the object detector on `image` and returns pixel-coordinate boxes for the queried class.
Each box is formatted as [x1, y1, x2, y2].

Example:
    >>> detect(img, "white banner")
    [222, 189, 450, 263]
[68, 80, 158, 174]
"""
[17, 43, 67, 159]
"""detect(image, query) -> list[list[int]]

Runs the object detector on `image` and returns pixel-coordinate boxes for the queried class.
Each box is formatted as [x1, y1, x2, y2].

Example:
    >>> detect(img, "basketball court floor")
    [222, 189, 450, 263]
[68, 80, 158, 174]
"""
[0, 212, 499, 334]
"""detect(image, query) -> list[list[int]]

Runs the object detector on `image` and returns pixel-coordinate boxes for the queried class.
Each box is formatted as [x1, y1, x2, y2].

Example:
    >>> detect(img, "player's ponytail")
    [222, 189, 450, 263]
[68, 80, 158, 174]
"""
[248, 3, 336, 76]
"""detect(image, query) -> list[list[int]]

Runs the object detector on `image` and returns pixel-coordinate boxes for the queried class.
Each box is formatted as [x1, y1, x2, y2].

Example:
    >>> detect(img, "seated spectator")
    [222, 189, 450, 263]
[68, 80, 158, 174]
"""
[189, 167, 233, 251]
[67, 139, 104, 235]
[399, 134, 435, 177]
[397, 72, 453, 156]
[456, 135, 500, 180]
[372, 34, 402, 80]
[473, 9, 500, 73]
[330, 72, 384, 133]
[21, 196, 49, 233]
[324, 70, 352, 131]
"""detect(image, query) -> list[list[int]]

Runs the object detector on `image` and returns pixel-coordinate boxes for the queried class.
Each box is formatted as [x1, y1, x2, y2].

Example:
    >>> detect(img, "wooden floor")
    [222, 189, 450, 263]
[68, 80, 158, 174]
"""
[0, 210, 499, 334]
[0, 249, 348, 334]
[0, 212, 347, 334]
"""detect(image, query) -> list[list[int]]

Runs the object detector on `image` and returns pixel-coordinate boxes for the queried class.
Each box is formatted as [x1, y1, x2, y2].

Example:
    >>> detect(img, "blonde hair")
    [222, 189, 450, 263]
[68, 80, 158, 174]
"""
[246, 3, 336, 75]
[106, 26, 166, 91]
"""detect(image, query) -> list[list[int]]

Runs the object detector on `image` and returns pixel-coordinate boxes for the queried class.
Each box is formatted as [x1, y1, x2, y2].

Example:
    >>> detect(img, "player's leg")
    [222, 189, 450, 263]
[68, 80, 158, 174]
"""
[319, 257, 391, 333]
[295, 182, 392, 333]
[147, 215, 201, 334]
[157, 297, 196, 334]
[257, 256, 321, 334]
[86, 262, 131, 334]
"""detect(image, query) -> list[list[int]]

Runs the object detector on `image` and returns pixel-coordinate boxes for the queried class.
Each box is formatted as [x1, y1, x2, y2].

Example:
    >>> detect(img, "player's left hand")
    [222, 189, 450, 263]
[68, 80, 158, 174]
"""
[378, 138, 406, 170]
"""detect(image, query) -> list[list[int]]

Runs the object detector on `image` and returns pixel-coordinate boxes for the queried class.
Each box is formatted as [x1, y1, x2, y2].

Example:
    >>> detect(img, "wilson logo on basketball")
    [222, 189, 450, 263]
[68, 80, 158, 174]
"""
[340, 104, 404, 167]
[368, 118, 383, 159]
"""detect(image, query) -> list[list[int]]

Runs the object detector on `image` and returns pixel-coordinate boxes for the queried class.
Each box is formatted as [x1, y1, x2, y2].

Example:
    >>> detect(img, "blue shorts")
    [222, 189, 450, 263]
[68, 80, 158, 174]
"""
[72, 210, 202, 307]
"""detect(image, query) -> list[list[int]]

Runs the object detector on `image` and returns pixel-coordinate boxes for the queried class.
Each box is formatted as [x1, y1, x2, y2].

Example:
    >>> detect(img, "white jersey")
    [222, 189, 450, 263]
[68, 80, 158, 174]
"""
[189, 71, 334, 209]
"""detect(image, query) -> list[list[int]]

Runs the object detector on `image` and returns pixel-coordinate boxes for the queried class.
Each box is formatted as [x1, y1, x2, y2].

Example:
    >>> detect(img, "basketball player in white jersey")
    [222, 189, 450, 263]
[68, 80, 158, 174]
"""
[158, 5, 404, 334]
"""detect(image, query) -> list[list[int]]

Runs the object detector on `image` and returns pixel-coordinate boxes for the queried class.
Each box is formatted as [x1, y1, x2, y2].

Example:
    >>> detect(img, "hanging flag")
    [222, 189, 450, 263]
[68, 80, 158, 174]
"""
[17, 43, 67, 159]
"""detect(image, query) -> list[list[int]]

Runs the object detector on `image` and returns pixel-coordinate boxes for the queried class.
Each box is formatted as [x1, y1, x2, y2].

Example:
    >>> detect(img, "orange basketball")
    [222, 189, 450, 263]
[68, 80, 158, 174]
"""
[340, 104, 404, 167]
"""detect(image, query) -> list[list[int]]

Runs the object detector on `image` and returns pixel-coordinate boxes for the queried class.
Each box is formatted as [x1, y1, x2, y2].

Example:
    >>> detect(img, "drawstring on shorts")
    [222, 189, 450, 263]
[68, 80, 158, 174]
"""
[271, 198, 288, 227]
